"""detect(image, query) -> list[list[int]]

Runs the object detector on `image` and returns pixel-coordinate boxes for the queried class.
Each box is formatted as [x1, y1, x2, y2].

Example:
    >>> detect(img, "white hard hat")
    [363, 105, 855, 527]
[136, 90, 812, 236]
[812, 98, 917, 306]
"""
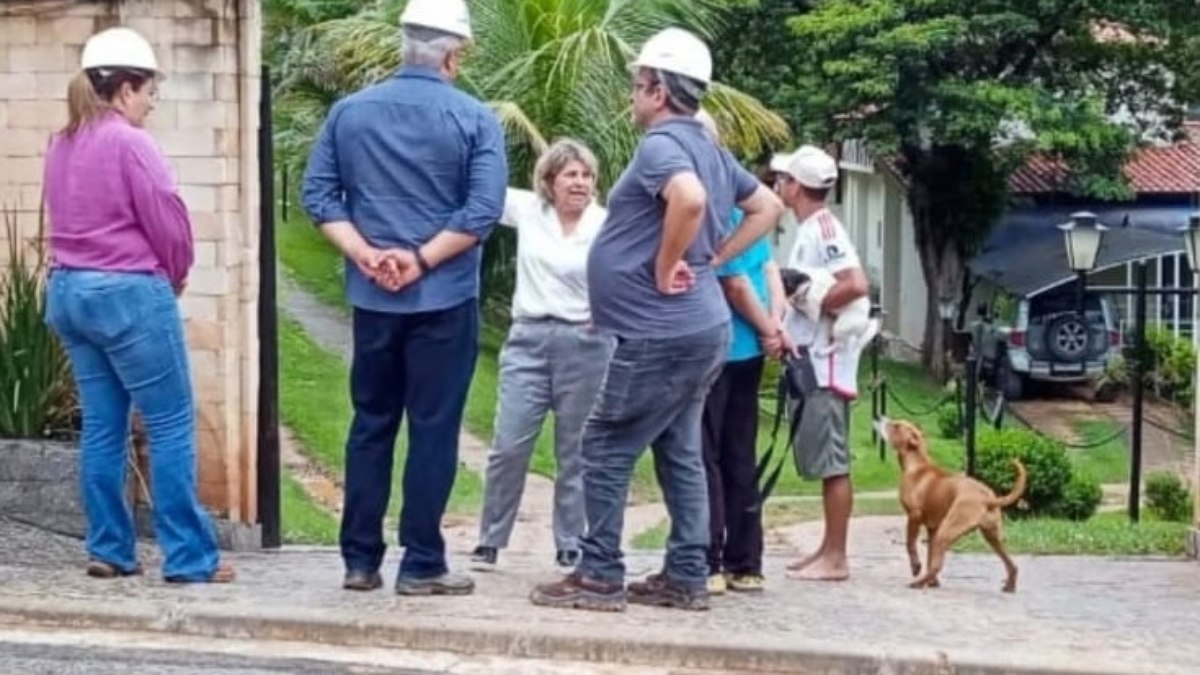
[81, 27, 159, 73]
[771, 145, 839, 189]
[632, 28, 712, 85]
[401, 0, 472, 41]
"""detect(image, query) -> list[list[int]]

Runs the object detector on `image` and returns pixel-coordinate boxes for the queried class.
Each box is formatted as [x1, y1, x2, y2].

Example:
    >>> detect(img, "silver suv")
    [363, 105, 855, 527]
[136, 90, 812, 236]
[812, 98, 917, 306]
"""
[966, 281, 1121, 400]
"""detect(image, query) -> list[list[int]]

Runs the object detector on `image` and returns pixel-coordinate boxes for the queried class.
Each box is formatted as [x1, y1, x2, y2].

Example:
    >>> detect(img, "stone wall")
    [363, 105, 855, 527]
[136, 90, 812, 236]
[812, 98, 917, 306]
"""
[0, 0, 262, 526]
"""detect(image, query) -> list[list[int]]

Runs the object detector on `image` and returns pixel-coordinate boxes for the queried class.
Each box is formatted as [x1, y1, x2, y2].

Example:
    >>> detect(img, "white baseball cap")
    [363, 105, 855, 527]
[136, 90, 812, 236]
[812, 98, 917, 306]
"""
[770, 145, 839, 189]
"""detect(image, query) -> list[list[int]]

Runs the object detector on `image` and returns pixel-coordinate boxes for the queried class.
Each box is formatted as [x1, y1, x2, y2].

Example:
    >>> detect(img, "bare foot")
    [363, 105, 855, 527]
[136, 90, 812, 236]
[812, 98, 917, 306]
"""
[210, 562, 236, 583]
[786, 557, 849, 582]
[785, 550, 821, 572]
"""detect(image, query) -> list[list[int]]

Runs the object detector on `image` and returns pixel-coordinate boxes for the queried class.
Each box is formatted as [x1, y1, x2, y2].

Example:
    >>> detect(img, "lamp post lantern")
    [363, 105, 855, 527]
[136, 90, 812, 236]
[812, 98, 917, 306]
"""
[1058, 211, 1107, 273]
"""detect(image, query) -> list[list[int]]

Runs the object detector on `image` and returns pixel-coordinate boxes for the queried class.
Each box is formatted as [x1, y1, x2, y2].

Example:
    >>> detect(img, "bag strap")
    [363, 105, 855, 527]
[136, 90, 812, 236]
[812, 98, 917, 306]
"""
[755, 363, 805, 506]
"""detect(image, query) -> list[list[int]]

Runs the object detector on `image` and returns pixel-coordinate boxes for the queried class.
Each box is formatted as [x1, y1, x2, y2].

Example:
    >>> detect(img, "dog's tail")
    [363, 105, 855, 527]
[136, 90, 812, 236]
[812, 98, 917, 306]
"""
[989, 459, 1027, 509]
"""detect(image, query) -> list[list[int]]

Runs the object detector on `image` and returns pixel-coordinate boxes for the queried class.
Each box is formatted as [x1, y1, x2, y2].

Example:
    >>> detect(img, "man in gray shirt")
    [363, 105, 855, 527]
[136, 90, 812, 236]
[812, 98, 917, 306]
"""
[531, 27, 782, 612]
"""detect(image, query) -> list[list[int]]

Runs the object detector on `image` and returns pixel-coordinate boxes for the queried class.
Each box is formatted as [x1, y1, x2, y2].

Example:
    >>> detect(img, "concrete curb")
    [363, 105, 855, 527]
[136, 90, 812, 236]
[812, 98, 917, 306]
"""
[0, 596, 1158, 675]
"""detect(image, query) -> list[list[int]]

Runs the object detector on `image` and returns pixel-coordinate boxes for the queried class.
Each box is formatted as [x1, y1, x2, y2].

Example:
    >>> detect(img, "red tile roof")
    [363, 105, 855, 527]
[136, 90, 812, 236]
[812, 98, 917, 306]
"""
[1009, 123, 1200, 195]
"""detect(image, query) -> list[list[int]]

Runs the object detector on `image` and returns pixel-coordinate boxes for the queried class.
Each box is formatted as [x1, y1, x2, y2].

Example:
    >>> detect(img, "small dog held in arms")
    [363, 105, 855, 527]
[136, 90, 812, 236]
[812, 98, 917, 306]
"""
[779, 266, 877, 356]
[874, 417, 1027, 593]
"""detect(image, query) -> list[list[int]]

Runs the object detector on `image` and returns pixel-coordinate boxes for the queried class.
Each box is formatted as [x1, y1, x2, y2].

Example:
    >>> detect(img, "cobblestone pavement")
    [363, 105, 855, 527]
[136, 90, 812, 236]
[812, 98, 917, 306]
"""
[2, 517, 1198, 674]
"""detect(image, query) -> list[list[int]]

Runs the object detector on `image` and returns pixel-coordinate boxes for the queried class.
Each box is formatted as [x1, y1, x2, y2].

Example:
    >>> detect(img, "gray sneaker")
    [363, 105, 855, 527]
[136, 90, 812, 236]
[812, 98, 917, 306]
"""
[395, 571, 475, 596]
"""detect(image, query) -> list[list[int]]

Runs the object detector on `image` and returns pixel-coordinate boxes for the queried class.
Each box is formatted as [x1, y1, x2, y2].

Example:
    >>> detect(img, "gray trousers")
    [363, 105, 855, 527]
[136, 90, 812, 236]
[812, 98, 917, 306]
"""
[478, 318, 615, 552]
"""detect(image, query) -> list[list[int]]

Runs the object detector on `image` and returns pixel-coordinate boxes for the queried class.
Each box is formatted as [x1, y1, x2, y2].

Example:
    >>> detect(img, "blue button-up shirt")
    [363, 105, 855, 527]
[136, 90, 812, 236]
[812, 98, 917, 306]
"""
[301, 66, 508, 314]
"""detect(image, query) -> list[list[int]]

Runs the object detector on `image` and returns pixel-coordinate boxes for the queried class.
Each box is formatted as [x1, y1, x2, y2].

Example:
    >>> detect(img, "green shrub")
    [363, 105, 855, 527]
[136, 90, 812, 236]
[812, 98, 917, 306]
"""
[975, 427, 1073, 517]
[1145, 471, 1193, 523]
[1051, 473, 1103, 521]
[0, 206, 76, 439]
[936, 403, 961, 439]
[1136, 327, 1195, 407]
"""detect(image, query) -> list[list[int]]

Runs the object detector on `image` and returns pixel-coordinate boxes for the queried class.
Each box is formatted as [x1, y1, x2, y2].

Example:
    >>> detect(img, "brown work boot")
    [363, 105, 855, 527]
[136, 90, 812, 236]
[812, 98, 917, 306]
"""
[530, 571, 626, 612]
[628, 573, 710, 611]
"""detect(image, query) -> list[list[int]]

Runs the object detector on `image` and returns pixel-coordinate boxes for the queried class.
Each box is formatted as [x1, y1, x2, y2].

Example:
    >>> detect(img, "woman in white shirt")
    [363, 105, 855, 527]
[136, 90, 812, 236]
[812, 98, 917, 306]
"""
[471, 139, 612, 570]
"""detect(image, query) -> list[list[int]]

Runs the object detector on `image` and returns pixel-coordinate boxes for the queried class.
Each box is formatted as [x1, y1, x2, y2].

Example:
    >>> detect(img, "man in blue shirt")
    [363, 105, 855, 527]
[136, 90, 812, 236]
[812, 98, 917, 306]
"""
[530, 29, 783, 613]
[301, 0, 506, 596]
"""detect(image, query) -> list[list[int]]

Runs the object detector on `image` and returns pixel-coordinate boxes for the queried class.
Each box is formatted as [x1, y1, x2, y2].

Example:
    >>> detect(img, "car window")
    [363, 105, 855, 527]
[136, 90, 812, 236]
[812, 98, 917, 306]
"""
[1028, 287, 1105, 324]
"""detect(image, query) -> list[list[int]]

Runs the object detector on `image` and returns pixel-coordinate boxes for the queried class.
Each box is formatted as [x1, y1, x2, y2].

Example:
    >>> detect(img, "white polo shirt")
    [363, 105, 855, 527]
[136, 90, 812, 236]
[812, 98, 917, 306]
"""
[502, 188, 606, 323]
[784, 207, 864, 399]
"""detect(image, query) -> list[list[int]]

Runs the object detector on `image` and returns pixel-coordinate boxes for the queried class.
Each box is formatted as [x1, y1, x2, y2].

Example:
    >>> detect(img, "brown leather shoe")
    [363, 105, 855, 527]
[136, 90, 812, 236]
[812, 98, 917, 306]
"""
[628, 573, 710, 611]
[530, 571, 626, 612]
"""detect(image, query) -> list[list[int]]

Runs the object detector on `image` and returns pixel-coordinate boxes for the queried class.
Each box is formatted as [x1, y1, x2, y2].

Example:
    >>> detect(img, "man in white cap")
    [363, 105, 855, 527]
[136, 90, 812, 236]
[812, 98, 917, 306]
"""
[301, 0, 506, 596]
[772, 145, 869, 582]
[531, 27, 782, 612]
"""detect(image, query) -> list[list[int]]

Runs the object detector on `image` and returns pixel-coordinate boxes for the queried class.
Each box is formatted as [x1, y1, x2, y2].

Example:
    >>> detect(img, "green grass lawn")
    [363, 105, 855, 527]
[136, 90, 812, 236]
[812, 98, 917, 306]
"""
[955, 511, 1190, 556]
[281, 472, 340, 545]
[277, 217, 347, 311]
[1067, 418, 1130, 483]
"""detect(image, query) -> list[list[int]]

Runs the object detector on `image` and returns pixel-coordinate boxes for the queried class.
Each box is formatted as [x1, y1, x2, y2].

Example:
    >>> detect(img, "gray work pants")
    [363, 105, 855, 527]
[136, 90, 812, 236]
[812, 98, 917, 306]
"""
[477, 318, 614, 552]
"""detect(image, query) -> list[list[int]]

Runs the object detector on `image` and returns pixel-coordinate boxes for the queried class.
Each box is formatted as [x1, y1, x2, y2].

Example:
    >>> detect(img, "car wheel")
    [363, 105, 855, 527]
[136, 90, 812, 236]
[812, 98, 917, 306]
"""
[1044, 313, 1089, 363]
[998, 357, 1025, 401]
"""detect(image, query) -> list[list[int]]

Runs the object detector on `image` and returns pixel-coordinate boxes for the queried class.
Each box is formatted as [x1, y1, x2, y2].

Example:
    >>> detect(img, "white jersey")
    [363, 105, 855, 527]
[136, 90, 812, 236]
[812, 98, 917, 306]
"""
[784, 208, 864, 398]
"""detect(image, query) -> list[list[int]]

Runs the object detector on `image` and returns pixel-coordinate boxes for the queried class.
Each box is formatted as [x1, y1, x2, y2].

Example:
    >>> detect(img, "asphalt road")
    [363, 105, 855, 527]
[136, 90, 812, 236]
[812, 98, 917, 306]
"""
[0, 640, 432, 674]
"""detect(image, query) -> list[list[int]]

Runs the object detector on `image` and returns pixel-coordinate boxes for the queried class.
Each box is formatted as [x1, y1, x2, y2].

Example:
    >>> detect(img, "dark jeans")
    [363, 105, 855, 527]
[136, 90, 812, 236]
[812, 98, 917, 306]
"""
[701, 356, 765, 576]
[340, 300, 478, 580]
[576, 323, 730, 591]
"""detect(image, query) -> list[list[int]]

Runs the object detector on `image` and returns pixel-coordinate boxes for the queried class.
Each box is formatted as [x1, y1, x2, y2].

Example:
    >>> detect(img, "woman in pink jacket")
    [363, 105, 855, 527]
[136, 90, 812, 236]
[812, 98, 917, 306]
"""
[42, 27, 233, 583]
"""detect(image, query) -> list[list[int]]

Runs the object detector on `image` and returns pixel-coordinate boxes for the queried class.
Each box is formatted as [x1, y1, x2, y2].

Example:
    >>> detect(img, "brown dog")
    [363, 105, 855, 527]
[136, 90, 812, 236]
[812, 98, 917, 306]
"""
[874, 417, 1027, 593]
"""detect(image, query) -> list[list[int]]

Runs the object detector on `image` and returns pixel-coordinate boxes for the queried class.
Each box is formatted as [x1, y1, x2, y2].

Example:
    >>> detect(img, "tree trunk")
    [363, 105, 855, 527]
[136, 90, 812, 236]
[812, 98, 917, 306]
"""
[909, 182, 965, 383]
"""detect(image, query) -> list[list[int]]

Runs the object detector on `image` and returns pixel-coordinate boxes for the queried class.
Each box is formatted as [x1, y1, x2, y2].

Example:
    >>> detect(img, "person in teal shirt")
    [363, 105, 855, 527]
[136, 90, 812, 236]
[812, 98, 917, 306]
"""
[703, 203, 788, 595]
[697, 109, 790, 594]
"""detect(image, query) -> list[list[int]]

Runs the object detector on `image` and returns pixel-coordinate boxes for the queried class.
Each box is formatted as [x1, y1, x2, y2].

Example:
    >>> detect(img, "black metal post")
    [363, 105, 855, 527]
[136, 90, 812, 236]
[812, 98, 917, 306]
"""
[257, 65, 282, 549]
[954, 376, 963, 435]
[1077, 269, 1088, 376]
[871, 332, 880, 452]
[964, 349, 978, 477]
[1129, 261, 1148, 524]
[878, 375, 888, 460]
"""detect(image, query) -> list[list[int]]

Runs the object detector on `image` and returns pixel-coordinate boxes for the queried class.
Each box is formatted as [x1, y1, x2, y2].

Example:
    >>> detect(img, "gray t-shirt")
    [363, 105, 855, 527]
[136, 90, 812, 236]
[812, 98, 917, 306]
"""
[588, 118, 760, 339]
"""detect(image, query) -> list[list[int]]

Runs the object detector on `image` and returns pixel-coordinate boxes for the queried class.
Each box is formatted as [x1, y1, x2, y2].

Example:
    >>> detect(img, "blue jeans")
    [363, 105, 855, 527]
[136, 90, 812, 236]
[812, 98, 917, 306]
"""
[577, 323, 730, 590]
[341, 300, 478, 580]
[45, 269, 220, 581]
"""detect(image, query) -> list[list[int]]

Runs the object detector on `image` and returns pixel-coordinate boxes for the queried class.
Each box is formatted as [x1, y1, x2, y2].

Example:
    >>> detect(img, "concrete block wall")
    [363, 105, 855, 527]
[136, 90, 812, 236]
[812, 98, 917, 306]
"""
[0, 0, 262, 524]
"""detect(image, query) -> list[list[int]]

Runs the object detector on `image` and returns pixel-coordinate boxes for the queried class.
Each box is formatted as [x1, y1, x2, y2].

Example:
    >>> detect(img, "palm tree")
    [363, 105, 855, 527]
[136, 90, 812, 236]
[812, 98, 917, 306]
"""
[271, 0, 792, 312]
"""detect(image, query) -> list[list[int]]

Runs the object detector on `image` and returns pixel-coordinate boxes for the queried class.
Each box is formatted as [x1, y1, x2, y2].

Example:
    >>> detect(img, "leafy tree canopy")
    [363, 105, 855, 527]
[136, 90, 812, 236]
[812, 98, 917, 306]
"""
[746, 0, 1200, 371]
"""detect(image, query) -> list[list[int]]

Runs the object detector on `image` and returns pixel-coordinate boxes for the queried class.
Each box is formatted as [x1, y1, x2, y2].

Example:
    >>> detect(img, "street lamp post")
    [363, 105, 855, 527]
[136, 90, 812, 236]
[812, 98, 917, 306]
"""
[1062, 212, 1200, 523]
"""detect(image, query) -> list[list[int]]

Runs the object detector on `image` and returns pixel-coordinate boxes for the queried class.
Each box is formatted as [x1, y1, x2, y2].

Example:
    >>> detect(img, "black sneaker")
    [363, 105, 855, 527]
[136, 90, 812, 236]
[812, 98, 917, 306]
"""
[470, 545, 497, 570]
[555, 549, 580, 568]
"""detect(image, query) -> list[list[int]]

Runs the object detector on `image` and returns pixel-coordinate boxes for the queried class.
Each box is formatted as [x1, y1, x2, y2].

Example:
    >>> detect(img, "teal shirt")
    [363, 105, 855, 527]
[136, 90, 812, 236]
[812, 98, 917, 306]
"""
[717, 210, 772, 362]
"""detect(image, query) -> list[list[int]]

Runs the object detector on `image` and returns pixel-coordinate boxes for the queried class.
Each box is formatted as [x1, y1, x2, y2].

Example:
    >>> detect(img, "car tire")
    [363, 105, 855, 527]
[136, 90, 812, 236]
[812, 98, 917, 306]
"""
[1044, 312, 1090, 363]
[998, 356, 1025, 401]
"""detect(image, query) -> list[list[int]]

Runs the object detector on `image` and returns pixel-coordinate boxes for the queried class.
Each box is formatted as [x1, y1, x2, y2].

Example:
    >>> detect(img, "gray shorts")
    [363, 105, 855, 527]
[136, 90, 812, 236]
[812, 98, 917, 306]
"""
[790, 388, 851, 480]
